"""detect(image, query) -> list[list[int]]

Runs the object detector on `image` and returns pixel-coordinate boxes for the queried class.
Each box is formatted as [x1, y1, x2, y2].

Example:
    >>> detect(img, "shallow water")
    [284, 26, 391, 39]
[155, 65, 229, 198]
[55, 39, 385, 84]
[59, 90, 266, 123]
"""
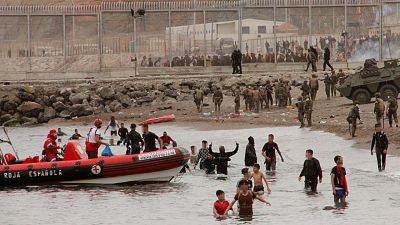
[1, 125, 400, 225]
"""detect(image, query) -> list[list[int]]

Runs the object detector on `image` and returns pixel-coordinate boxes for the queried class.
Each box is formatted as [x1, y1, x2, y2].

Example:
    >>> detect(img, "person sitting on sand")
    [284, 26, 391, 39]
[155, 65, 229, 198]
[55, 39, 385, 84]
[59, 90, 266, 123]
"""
[208, 142, 239, 175]
[225, 180, 271, 217]
[213, 190, 230, 219]
[252, 163, 271, 195]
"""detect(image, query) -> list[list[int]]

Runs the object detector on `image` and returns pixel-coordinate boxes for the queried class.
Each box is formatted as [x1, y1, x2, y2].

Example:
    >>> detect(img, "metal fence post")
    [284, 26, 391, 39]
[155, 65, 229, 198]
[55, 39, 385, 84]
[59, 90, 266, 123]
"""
[379, 0, 383, 61]
[203, 10, 206, 67]
[168, 8, 172, 67]
[27, 14, 32, 72]
[238, 1, 242, 50]
[344, 0, 347, 64]
[98, 12, 103, 72]
[273, 3, 277, 64]
[308, 2, 312, 48]
[63, 14, 66, 72]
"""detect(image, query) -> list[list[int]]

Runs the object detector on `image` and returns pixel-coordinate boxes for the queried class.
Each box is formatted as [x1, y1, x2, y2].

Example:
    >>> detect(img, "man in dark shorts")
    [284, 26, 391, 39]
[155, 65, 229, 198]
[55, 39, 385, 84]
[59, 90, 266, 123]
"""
[262, 134, 284, 171]
[142, 124, 163, 152]
[330, 155, 348, 206]
[298, 149, 322, 193]
[126, 123, 144, 155]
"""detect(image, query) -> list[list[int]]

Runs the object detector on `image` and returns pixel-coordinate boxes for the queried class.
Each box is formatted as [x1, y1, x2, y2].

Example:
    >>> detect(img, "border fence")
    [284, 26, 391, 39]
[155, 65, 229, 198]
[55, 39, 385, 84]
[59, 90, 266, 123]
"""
[0, 0, 399, 76]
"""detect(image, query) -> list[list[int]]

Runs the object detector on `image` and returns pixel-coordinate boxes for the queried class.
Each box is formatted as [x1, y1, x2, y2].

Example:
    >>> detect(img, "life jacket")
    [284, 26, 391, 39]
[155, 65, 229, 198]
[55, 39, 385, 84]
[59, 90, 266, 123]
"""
[86, 127, 101, 152]
[3, 153, 16, 165]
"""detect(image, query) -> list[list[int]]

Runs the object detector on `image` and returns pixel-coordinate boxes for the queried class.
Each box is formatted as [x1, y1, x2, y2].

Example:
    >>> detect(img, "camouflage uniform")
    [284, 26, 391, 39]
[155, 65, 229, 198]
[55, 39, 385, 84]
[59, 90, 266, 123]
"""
[300, 81, 310, 98]
[323, 73, 332, 100]
[265, 81, 274, 108]
[330, 71, 338, 97]
[277, 83, 286, 107]
[374, 94, 385, 126]
[296, 96, 305, 128]
[252, 87, 261, 113]
[234, 87, 241, 113]
[193, 87, 204, 113]
[213, 87, 223, 114]
[243, 87, 252, 111]
[285, 80, 292, 106]
[259, 86, 267, 109]
[387, 96, 398, 127]
[305, 98, 313, 127]
[347, 103, 360, 137]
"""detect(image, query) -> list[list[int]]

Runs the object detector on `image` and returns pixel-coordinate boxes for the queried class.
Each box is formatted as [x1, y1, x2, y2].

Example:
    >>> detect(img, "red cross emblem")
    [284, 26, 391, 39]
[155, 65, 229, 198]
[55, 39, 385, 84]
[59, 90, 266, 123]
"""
[91, 165, 101, 175]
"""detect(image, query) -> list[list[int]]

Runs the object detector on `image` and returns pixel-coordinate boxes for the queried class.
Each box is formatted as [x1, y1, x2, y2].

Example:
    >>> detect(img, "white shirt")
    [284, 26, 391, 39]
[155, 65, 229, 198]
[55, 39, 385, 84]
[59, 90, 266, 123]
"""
[87, 127, 101, 143]
[108, 120, 119, 132]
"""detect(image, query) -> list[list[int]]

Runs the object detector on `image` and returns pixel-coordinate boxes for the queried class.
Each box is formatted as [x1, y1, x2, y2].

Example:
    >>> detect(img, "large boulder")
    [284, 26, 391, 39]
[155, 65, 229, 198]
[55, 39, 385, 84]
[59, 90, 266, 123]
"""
[120, 95, 132, 108]
[1, 95, 21, 112]
[3, 118, 20, 127]
[115, 86, 128, 95]
[17, 91, 35, 101]
[136, 96, 155, 105]
[17, 101, 43, 117]
[109, 101, 123, 112]
[59, 109, 72, 119]
[52, 101, 67, 112]
[69, 93, 87, 105]
[180, 80, 196, 89]
[128, 91, 147, 99]
[89, 94, 104, 107]
[0, 114, 13, 125]
[20, 116, 38, 125]
[43, 107, 57, 122]
[19, 86, 35, 95]
[164, 89, 179, 98]
[35, 96, 50, 107]
[49, 95, 58, 104]
[97, 86, 115, 100]
[70, 104, 93, 117]
[59, 88, 72, 99]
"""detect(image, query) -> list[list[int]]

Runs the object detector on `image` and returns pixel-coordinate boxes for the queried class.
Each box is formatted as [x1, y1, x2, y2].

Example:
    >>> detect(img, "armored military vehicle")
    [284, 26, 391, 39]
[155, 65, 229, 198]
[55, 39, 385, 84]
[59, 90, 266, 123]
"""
[337, 58, 400, 104]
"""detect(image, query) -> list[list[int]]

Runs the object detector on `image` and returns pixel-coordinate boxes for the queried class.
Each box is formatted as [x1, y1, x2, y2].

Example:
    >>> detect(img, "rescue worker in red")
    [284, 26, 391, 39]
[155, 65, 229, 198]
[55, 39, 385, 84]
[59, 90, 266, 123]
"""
[86, 119, 110, 159]
[43, 129, 61, 162]
[160, 131, 175, 149]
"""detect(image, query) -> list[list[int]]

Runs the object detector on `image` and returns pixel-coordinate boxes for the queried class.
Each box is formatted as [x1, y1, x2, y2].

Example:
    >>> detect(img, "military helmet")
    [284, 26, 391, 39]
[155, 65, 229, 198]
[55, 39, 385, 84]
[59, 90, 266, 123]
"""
[375, 92, 381, 98]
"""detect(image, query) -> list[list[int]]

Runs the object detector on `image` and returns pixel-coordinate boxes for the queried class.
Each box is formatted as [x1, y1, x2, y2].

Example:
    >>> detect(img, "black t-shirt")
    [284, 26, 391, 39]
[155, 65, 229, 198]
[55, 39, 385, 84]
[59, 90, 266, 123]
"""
[118, 128, 129, 139]
[330, 166, 346, 188]
[143, 131, 159, 152]
[262, 142, 279, 160]
[127, 130, 144, 149]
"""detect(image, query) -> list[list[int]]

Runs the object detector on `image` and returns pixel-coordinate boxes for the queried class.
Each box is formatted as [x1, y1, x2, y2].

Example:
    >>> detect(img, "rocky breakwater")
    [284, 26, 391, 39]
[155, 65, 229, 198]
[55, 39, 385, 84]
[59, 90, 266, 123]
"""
[0, 74, 300, 127]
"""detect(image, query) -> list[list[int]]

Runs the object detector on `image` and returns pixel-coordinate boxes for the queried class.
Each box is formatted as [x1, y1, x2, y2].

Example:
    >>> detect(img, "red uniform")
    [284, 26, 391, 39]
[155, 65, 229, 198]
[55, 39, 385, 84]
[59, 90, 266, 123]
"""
[43, 130, 59, 161]
[213, 200, 229, 215]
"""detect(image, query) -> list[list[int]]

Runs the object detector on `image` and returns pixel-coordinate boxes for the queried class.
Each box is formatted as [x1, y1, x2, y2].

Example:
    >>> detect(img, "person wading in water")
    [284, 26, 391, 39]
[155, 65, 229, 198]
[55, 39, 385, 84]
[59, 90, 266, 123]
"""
[208, 142, 239, 175]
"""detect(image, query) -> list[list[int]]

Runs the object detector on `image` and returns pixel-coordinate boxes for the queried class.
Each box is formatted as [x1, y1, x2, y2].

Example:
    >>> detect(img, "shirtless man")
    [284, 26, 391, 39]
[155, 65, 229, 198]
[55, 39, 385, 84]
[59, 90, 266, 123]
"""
[252, 163, 271, 195]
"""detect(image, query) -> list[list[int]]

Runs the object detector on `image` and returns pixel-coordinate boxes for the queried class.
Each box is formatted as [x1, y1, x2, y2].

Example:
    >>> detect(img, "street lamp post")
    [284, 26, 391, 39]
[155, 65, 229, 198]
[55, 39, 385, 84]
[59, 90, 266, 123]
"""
[130, 9, 146, 77]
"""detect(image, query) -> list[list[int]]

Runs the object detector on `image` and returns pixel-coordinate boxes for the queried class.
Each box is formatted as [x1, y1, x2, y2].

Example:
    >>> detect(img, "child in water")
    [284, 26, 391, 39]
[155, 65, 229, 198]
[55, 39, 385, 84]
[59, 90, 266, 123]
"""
[225, 180, 271, 217]
[330, 155, 348, 206]
[213, 190, 230, 219]
[252, 163, 272, 195]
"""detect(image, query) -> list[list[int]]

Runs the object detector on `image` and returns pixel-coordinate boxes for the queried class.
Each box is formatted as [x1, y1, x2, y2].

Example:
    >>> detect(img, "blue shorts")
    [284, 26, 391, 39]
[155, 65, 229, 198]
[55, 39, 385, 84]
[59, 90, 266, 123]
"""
[335, 188, 346, 198]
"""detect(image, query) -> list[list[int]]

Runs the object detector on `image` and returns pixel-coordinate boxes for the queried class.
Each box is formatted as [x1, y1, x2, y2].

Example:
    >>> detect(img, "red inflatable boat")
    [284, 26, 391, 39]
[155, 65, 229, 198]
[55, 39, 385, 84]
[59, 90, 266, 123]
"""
[140, 114, 176, 125]
[0, 141, 189, 186]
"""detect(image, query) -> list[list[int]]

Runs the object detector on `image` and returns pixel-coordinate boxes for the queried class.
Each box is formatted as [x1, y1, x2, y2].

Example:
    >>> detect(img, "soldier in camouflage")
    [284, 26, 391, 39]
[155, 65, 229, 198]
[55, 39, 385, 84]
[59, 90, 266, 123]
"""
[347, 102, 361, 137]
[234, 86, 241, 113]
[296, 96, 305, 128]
[374, 93, 385, 126]
[387, 95, 398, 128]
[305, 97, 313, 127]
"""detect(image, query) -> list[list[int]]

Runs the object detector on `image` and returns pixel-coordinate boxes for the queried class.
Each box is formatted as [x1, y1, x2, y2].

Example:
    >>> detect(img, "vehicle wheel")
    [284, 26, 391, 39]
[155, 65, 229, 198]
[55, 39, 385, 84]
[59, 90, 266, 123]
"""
[379, 84, 398, 101]
[351, 88, 371, 104]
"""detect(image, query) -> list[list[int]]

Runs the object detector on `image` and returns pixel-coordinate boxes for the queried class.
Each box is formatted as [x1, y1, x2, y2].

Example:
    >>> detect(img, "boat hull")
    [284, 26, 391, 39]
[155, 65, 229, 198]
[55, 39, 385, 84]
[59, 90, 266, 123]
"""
[0, 148, 189, 186]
